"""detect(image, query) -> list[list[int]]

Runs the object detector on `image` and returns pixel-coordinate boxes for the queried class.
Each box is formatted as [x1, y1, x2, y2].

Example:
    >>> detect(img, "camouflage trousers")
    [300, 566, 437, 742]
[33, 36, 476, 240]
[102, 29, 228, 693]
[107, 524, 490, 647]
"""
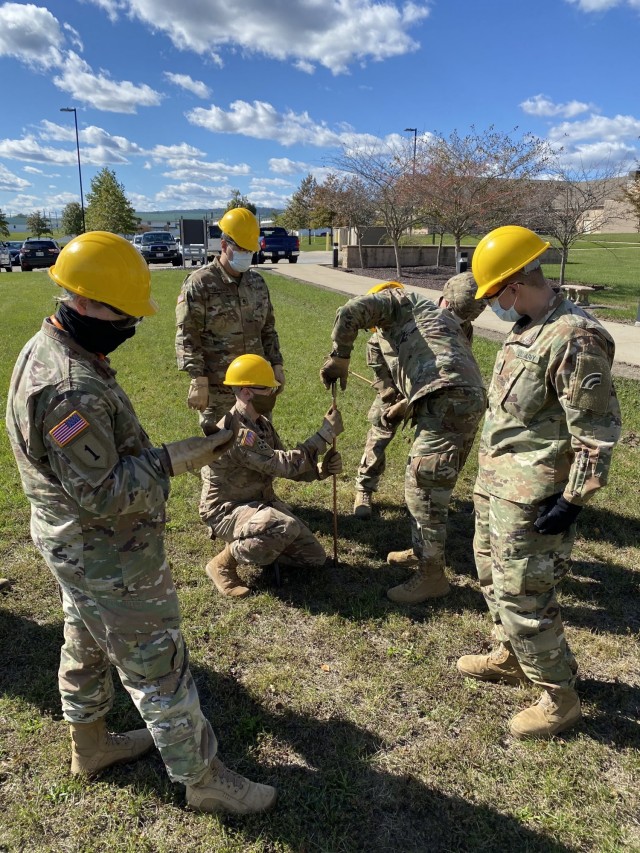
[56, 559, 216, 785]
[355, 393, 399, 493]
[212, 498, 327, 568]
[199, 384, 236, 436]
[405, 387, 486, 561]
[473, 483, 577, 689]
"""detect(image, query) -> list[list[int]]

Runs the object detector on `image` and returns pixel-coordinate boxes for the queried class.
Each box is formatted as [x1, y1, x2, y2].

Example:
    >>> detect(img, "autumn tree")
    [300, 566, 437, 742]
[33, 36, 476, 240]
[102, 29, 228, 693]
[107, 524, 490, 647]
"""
[535, 158, 626, 285]
[333, 139, 421, 277]
[26, 210, 52, 237]
[315, 174, 378, 268]
[619, 170, 640, 231]
[85, 168, 138, 234]
[280, 174, 318, 243]
[61, 202, 84, 237]
[224, 190, 256, 215]
[419, 126, 554, 254]
[0, 209, 9, 238]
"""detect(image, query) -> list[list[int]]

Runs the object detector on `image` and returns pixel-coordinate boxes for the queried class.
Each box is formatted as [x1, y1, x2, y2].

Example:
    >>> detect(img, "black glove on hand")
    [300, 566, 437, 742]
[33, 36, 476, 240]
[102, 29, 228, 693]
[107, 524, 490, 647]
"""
[534, 493, 582, 535]
[320, 355, 349, 390]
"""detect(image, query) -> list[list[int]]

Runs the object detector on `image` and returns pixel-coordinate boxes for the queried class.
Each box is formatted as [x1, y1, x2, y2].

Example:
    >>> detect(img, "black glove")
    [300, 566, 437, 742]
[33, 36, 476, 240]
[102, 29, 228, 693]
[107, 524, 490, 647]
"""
[320, 355, 349, 390]
[534, 493, 582, 535]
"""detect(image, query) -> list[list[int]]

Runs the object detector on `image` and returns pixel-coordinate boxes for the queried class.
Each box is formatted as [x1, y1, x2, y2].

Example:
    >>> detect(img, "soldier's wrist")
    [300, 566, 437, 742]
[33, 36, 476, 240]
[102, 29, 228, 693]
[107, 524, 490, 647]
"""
[330, 345, 351, 359]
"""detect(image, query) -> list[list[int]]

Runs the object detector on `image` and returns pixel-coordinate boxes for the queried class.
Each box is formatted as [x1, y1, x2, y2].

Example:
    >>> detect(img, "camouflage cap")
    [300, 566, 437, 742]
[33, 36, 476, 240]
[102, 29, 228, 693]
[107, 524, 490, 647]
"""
[442, 272, 486, 322]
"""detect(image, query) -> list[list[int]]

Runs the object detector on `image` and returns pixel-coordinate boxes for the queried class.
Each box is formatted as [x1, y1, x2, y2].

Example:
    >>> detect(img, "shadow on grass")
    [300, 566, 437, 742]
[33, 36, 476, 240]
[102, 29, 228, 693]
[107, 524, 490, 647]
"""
[0, 607, 635, 850]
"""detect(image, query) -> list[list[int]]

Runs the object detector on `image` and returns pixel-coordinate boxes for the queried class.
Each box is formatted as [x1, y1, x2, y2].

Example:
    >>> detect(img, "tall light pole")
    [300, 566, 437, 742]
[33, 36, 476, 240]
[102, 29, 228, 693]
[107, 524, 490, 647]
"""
[404, 127, 417, 174]
[60, 107, 86, 233]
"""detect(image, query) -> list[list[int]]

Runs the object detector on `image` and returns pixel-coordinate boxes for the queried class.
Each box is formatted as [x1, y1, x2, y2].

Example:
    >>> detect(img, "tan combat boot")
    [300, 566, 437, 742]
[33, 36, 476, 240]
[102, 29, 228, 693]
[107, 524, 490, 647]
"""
[456, 643, 527, 686]
[353, 490, 373, 519]
[206, 545, 250, 597]
[386, 560, 451, 604]
[70, 718, 154, 776]
[186, 756, 277, 815]
[510, 687, 582, 739]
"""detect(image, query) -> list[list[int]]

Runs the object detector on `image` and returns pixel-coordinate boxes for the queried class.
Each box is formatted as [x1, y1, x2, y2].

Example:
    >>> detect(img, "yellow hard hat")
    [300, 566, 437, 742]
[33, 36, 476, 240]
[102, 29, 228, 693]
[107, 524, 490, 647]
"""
[223, 354, 279, 387]
[471, 225, 550, 300]
[49, 231, 157, 316]
[367, 281, 404, 295]
[218, 208, 260, 252]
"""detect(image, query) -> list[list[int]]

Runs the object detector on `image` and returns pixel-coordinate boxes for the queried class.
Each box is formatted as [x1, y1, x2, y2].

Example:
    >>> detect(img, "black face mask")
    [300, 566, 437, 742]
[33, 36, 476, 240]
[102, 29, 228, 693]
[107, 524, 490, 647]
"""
[55, 302, 137, 355]
[250, 391, 277, 415]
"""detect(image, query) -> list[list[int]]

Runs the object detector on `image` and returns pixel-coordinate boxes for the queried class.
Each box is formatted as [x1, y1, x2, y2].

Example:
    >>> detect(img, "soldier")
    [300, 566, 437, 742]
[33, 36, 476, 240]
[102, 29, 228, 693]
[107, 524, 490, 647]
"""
[175, 207, 285, 436]
[5, 232, 276, 815]
[457, 225, 622, 739]
[320, 276, 487, 604]
[353, 277, 482, 520]
[200, 354, 344, 597]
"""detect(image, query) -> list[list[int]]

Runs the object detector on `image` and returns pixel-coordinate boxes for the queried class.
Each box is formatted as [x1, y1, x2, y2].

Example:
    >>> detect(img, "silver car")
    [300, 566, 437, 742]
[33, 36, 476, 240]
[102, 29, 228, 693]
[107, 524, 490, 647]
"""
[0, 242, 12, 272]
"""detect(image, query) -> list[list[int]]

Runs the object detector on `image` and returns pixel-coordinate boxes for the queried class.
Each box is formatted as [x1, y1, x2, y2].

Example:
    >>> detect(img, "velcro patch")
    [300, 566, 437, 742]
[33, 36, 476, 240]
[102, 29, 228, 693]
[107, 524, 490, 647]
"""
[49, 411, 90, 447]
[570, 353, 611, 414]
[239, 428, 258, 447]
[177, 292, 185, 304]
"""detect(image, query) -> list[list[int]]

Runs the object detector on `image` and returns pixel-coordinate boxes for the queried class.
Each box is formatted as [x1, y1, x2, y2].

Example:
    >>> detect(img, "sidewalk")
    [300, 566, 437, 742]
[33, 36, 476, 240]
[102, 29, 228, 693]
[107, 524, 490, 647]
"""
[267, 261, 640, 375]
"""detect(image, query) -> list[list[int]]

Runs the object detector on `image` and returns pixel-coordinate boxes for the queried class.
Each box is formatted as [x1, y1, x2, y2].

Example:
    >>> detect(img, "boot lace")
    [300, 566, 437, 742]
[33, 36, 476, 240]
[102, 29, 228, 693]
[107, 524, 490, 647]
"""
[211, 758, 246, 793]
[401, 571, 424, 591]
[357, 492, 371, 507]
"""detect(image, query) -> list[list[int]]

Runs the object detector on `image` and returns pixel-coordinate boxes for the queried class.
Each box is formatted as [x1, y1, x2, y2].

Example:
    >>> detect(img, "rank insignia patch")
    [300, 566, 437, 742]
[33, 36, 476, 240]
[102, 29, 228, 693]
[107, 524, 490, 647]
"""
[49, 411, 90, 447]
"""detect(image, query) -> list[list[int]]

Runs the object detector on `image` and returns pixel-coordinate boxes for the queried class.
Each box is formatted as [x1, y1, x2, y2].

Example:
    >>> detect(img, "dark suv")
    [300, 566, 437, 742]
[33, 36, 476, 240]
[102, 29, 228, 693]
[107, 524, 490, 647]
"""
[133, 231, 182, 266]
[19, 238, 61, 271]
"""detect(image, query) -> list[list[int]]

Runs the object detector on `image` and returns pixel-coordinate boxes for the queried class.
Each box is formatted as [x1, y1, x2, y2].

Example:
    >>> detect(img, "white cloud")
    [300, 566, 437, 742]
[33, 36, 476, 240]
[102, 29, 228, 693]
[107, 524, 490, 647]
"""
[247, 189, 292, 208]
[549, 113, 640, 144]
[63, 22, 84, 51]
[250, 177, 293, 188]
[149, 143, 206, 159]
[159, 158, 251, 178]
[520, 94, 594, 119]
[53, 52, 163, 113]
[565, 0, 640, 11]
[23, 166, 43, 175]
[94, 0, 429, 74]
[0, 135, 80, 166]
[0, 163, 31, 192]
[79, 0, 124, 23]
[187, 99, 402, 151]
[269, 158, 314, 175]
[164, 72, 211, 98]
[0, 2, 64, 68]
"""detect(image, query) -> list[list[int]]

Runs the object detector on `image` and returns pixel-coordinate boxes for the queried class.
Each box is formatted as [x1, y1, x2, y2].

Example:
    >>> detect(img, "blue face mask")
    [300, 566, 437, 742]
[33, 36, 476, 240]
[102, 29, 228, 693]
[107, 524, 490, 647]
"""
[489, 285, 524, 323]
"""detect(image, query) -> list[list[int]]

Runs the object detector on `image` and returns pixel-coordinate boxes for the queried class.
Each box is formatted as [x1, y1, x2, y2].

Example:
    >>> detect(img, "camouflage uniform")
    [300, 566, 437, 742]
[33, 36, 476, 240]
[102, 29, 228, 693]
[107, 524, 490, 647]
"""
[475, 292, 622, 688]
[6, 320, 217, 785]
[331, 289, 486, 561]
[175, 257, 283, 434]
[355, 334, 402, 493]
[200, 408, 328, 569]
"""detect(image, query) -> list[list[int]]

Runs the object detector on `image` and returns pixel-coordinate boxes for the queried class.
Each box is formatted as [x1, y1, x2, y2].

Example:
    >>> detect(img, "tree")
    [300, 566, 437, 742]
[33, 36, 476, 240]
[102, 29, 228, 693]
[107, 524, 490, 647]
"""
[316, 174, 378, 268]
[618, 170, 640, 232]
[224, 190, 256, 215]
[419, 126, 554, 255]
[0, 209, 9, 238]
[333, 139, 422, 277]
[535, 158, 626, 285]
[85, 168, 138, 234]
[61, 202, 84, 237]
[280, 174, 318, 243]
[26, 210, 52, 237]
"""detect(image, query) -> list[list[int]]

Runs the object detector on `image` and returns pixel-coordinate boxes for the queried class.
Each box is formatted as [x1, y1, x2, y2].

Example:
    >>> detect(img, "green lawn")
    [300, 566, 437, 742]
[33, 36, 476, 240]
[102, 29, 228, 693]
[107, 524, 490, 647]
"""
[1, 270, 639, 852]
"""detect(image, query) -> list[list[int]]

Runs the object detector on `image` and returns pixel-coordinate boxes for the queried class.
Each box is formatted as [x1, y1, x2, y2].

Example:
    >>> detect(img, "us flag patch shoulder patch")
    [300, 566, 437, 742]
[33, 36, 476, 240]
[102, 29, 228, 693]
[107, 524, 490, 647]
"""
[239, 429, 257, 447]
[49, 411, 90, 447]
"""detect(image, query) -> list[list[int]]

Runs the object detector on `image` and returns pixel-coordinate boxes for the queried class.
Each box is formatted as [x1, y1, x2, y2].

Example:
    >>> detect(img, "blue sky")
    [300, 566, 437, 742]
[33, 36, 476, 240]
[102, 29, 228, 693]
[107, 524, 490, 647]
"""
[1, 0, 639, 217]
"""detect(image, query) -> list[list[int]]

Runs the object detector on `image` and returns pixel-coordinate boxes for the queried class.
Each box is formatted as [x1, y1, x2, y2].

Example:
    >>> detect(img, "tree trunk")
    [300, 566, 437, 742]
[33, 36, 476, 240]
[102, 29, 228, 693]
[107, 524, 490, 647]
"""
[393, 238, 402, 279]
[437, 233, 444, 267]
[559, 248, 568, 287]
[358, 234, 364, 269]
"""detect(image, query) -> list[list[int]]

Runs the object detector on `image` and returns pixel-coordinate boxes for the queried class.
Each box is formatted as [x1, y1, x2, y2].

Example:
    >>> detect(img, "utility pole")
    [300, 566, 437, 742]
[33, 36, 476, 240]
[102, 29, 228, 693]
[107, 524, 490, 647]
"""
[60, 107, 86, 233]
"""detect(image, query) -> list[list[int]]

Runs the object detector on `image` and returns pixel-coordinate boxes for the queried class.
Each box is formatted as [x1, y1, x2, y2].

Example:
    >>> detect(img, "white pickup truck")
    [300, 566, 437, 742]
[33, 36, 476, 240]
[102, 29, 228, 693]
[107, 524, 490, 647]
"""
[178, 242, 206, 267]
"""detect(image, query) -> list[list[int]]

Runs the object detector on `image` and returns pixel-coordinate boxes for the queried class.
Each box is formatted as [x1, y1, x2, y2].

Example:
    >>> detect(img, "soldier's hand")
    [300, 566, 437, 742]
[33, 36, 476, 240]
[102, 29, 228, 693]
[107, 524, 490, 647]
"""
[163, 428, 233, 476]
[318, 407, 344, 442]
[534, 493, 582, 535]
[273, 364, 286, 395]
[187, 377, 209, 411]
[380, 398, 408, 429]
[320, 355, 349, 390]
[318, 449, 343, 480]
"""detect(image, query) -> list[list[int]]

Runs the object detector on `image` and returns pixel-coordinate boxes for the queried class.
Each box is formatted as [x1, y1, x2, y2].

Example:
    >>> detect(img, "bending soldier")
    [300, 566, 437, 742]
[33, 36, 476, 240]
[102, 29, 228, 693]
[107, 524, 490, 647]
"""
[5, 233, 276, 815]
[175, 207, 285, 435]
[457, 225, 621, 739]
[321, 276, 487, 604]
[200, 354, 344, 597]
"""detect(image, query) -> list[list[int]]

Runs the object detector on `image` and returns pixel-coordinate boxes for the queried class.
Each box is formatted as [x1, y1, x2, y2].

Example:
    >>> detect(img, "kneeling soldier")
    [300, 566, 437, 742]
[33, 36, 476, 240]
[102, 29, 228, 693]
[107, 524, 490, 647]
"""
[200, 354, 343, 596]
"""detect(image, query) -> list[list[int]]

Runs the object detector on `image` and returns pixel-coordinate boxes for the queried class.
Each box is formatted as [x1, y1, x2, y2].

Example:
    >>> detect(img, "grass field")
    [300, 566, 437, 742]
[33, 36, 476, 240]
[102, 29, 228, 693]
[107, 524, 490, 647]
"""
[1, 270, 639, 852]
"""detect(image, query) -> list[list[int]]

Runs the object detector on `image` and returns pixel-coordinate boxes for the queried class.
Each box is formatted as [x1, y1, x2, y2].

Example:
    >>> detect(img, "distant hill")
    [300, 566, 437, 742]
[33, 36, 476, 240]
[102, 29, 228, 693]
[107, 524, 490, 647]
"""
[134, 208, 284, 221]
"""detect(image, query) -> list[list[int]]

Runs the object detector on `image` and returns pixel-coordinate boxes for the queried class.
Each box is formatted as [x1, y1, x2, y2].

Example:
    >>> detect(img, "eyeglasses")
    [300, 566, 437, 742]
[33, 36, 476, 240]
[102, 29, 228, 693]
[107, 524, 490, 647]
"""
[98, 301, 143, 329]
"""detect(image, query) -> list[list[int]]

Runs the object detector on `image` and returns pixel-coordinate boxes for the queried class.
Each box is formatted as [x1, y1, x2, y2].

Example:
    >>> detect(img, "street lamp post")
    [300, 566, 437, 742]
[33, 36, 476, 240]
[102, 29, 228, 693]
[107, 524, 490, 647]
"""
[404, 127, 417, 174]
[60, 107, 86, 233]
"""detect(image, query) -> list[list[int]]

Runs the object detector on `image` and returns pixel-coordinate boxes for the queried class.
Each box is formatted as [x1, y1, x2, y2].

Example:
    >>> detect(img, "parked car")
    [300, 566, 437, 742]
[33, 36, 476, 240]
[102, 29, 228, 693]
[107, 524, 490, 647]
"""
[18, 238, 60, 271]
[205, 223, 223, 262]
[1, 242, 12, 272]
[132, 231, 182, 266]
[177, 241, 206, 266]
[256, 227, 299, 264]
[7, 240, 23, 265]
